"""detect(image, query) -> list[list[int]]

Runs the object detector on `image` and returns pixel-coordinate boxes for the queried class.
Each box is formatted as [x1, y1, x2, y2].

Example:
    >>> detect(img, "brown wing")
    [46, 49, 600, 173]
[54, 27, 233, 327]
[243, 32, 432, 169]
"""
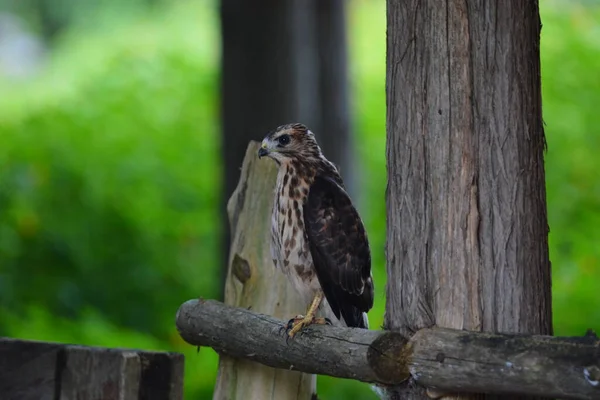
[303, 175, 374, 328]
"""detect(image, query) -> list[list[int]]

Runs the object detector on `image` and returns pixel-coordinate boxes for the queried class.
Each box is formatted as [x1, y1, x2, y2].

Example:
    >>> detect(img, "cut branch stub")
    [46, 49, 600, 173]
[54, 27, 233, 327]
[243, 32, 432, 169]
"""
[367, 331, 412, 384]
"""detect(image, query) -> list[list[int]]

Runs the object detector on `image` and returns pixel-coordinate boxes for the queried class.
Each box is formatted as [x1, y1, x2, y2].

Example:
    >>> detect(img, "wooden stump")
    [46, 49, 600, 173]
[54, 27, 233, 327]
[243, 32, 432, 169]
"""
[212, 141, 315, 400]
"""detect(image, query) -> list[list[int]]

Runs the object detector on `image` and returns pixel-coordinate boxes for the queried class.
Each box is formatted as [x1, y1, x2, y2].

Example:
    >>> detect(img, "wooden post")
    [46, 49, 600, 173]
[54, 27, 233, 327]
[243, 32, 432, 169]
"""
[0, 338, 183, 400]
[212, 141, 315, 400]
[385, 1, 551, 399]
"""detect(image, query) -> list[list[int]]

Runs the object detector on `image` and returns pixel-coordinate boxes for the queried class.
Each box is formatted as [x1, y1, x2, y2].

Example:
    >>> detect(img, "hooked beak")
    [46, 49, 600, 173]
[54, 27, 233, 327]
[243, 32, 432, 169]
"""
[258, 144, 269, 159]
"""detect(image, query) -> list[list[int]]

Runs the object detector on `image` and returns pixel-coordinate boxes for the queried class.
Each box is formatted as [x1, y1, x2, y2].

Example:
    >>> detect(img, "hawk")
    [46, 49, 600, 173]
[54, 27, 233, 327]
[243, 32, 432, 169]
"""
[258, 123, 374, 338]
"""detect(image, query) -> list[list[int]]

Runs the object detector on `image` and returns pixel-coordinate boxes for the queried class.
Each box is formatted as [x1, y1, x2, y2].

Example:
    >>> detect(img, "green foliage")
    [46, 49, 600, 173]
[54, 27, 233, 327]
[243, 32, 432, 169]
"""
[0, 0, 598, 399]
[541, 1, 600, 334]
[0, 2, 221, 397]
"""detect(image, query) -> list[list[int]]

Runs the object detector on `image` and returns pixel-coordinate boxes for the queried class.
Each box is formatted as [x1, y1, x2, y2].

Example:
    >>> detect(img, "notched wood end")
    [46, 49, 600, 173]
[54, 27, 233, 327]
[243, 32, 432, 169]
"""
[232, 254, 252, 284]
[367, 332, 411, 385]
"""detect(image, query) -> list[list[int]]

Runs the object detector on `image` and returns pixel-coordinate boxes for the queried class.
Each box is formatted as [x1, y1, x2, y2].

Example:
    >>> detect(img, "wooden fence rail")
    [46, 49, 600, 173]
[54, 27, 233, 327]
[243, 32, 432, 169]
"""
[0, 337, 184, 400]
[176, 298, 600, 400]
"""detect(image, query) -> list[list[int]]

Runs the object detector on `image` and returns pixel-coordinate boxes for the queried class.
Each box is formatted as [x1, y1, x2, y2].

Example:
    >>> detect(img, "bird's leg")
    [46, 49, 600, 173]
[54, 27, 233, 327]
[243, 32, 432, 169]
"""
[287, 291, 325, 338]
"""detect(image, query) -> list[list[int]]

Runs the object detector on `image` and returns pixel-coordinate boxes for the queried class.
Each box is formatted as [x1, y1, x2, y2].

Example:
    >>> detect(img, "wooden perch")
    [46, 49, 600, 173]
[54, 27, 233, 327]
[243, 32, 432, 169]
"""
[176, 299, 600, 400]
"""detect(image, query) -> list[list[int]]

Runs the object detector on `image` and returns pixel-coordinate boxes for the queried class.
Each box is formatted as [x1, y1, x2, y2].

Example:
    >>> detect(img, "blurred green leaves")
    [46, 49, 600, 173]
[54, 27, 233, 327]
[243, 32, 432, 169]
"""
[541, 0, 600, 335]
[0, 1, 221, 337]
[0, 3, 223, 397]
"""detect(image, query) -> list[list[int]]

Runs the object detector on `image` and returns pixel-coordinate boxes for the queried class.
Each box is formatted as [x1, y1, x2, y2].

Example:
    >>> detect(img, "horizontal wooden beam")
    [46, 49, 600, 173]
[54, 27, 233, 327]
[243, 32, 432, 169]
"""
[176, 298, 600, 400]
[177, 299, 406, 385]
[0, 338, 184, 400]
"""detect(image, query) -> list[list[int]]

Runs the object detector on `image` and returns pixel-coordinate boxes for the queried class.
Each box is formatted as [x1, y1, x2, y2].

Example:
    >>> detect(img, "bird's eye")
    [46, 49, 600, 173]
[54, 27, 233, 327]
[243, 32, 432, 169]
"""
[278, 135, 291, 146]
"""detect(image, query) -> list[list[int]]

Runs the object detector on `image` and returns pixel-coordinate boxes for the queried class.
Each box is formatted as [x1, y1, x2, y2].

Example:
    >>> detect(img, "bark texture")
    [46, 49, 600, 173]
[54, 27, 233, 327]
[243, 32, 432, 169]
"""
[219, 0, 354, 296]
[385, 1, 551, 398]
[177, 299, 410, 386]
[176, 299, 600, 400]
[213, 141, 315, 400]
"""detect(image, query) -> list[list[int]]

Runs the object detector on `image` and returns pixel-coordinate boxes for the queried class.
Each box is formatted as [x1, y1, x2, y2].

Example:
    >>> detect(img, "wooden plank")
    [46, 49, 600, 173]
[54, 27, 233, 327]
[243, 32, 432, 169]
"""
[0, 339, 59, 400]
[59, 345, 140, 400]
[138, 352, 184, 400]
[0, 337, 184, 400]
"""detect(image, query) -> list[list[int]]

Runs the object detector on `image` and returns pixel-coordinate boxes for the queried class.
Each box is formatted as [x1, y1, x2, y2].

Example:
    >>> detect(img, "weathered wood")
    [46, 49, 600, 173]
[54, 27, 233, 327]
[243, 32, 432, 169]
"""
[177, 298, 409, 384]
[411, 328, 600, 400]
[385, 1, 550, 398]
[214, 141, 315, 400]
[0, 337, 183, 400]
[176, 299, 600, 400]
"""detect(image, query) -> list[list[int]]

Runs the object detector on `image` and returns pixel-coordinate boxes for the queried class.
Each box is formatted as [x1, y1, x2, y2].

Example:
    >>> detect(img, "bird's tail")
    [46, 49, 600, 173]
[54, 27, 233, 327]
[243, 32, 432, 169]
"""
[343, 308, 369, 328]
[361, 311, 370, 329]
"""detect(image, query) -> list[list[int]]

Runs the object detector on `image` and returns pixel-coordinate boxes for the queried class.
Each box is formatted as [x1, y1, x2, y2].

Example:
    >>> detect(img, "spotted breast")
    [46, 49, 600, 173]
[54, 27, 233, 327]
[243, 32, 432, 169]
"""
[270, 163, 322, 305]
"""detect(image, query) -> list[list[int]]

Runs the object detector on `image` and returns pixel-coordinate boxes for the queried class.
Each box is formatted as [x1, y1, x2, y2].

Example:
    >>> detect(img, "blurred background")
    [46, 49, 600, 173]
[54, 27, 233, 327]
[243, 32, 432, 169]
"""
[0, 0, 598, 398]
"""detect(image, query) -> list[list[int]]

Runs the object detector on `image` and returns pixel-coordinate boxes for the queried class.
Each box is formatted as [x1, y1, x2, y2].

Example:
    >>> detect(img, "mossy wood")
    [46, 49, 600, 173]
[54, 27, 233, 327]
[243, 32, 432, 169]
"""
[212, 141, 315, 400]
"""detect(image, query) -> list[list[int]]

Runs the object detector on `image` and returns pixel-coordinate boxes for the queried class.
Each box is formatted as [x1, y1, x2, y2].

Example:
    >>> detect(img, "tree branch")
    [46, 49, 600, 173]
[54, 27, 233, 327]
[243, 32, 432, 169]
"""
[176, 298, 407, 385]
[176, 299, 600, 400]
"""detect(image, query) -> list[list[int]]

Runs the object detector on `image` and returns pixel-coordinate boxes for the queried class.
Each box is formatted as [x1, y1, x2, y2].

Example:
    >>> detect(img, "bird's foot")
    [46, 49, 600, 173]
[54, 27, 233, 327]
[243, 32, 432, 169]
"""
[278, 314, 303, 337]
[284, 315, 332, 339]
[279, 292, 329, 342]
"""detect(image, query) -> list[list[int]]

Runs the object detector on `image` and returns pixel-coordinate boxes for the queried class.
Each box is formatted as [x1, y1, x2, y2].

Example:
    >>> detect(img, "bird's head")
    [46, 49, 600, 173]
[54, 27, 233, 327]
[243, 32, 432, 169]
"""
[258, 123, 321, 164]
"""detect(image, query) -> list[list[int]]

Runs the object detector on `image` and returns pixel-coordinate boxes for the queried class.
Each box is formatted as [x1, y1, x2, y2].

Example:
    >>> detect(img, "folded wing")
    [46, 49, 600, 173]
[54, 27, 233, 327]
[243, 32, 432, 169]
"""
[303, 175, 374, 328]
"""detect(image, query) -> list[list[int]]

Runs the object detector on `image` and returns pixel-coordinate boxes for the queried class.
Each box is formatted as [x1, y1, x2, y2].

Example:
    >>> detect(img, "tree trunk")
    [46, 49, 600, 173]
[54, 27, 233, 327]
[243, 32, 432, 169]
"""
[384, 1, 551, 399]
[219, 0, 354, 298]
[213, 142, 315, 400]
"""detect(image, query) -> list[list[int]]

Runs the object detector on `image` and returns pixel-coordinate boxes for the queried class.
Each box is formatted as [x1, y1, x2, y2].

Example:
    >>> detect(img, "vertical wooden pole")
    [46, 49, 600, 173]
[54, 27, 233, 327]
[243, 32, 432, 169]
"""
[384, 1, 551, 398]
[213, 142, 315, 400]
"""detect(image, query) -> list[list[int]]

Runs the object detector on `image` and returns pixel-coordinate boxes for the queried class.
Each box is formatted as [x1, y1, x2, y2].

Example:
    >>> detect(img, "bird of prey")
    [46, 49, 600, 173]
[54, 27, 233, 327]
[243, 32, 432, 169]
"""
[258, 123, 374, 338]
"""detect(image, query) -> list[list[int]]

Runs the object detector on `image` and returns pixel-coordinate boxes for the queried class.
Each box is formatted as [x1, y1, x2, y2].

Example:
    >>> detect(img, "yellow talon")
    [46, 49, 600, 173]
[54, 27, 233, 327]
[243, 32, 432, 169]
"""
[287, 292, 325, 338]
